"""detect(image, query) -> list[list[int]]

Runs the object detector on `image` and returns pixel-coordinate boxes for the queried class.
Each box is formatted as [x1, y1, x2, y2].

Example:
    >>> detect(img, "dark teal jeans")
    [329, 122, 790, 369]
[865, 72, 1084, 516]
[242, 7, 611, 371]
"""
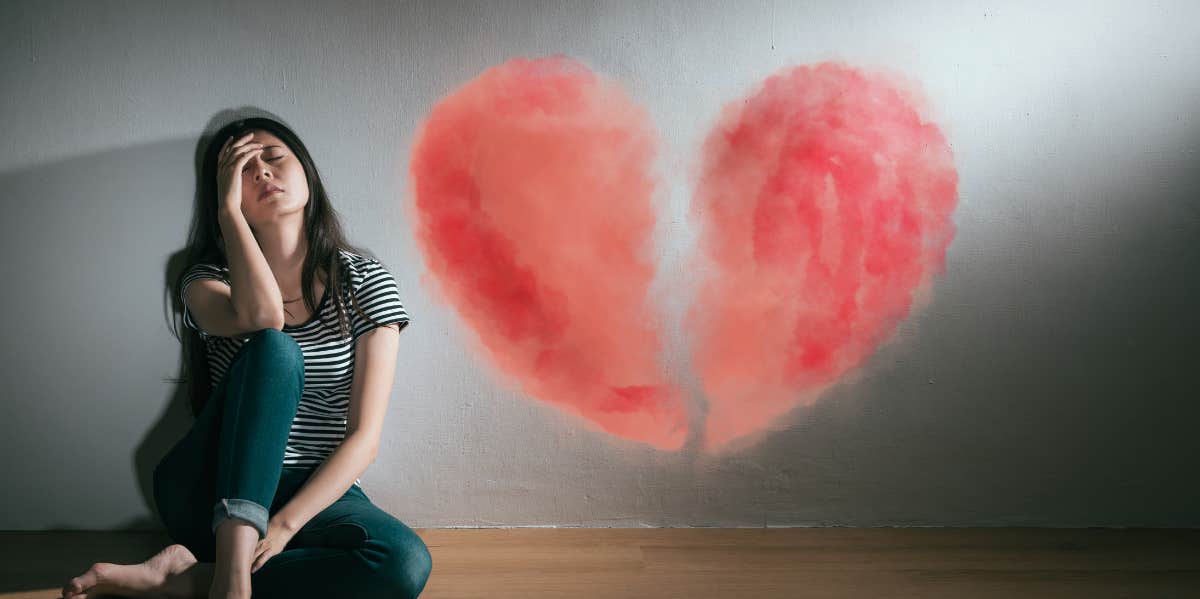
[153, 329, 432, 598]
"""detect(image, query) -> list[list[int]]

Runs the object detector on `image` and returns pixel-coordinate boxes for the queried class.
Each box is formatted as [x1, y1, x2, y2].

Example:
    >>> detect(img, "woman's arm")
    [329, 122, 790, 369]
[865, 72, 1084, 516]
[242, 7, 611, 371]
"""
[219, 207, 285, 328]
[272, 433, 376, 533]
[272, 324, 402, 532]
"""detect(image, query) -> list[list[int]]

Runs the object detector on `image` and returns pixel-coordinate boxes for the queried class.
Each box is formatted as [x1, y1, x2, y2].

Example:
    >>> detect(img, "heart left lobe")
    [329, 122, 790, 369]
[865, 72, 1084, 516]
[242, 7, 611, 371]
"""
[408, 55, 688, 450]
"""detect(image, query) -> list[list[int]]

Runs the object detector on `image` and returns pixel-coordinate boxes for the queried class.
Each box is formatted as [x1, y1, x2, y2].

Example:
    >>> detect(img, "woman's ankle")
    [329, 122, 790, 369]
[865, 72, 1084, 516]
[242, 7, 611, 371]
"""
[214, 519, 258, 576]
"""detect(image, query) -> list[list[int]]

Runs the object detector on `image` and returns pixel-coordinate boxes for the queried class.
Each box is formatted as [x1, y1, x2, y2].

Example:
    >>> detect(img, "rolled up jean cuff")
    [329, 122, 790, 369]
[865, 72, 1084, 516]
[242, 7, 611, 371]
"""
[212, 497, 269, 540]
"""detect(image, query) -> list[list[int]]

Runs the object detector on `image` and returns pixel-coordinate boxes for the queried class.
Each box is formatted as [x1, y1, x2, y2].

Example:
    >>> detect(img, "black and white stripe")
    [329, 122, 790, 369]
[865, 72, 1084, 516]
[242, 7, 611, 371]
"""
[181, 248, 410, 488]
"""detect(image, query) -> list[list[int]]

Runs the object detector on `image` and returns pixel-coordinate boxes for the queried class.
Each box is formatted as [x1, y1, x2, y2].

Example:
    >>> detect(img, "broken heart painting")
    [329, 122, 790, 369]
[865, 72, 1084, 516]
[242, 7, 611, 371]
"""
[407, 55, 958, 455]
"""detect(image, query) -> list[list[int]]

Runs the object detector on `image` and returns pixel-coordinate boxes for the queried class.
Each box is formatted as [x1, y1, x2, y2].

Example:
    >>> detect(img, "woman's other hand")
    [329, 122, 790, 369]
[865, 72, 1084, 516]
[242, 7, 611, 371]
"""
[250, 517, 299, 574]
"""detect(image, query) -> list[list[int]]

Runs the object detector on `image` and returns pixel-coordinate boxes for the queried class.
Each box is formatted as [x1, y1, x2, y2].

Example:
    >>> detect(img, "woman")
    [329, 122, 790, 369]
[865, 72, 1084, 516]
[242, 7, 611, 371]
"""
[62, 117, 432, 599]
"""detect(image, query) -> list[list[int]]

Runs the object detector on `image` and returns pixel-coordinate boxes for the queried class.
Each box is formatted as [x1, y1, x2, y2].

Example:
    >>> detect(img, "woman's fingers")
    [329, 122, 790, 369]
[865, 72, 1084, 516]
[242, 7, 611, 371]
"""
[219, 132, 256, 161]
[219, 131, 249, 155]
[221, 144, 262, 170]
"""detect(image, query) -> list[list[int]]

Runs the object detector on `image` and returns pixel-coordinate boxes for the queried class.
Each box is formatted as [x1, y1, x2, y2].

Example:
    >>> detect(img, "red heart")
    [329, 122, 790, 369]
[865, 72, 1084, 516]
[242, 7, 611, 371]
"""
[407, 56, 958, 454]
[687, 62, 959, 453]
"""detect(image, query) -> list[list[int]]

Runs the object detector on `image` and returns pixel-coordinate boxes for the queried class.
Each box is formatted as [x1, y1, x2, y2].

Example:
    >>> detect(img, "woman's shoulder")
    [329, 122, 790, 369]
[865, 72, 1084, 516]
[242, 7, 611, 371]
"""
[337, 248, 390, 277]
[182, 261, 229, 281]
[337, 249, 400, 304]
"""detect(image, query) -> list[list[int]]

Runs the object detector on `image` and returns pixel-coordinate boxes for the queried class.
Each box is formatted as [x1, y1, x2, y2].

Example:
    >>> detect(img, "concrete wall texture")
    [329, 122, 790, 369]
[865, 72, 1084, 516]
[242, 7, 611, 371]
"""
[1, 0, 1197, 530]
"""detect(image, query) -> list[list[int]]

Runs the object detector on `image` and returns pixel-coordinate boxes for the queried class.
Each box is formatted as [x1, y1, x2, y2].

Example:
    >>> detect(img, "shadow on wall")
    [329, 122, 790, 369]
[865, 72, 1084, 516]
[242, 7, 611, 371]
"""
[0, 108, 298, 538]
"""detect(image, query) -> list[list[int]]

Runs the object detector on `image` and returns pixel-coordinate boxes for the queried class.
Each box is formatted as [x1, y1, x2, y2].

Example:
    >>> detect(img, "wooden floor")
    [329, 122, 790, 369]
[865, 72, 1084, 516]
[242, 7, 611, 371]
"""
[1, 528, 1197, 598]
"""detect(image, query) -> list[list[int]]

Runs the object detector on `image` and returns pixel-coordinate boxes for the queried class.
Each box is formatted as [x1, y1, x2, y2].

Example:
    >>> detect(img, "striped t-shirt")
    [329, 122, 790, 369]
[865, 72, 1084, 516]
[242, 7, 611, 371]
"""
[181, 248, 410, 488]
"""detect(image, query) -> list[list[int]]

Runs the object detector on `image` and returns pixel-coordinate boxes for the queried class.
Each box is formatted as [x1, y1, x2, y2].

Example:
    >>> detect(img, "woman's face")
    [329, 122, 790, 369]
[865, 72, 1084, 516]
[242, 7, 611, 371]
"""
[239, 130, 310, 225]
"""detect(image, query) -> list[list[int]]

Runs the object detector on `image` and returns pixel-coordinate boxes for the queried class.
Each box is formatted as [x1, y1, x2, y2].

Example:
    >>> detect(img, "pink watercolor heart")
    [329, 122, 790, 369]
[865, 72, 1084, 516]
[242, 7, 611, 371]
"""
[407, 56, 958, 454]
[686, 62, 959, 453]
[407, 55, 688, 450]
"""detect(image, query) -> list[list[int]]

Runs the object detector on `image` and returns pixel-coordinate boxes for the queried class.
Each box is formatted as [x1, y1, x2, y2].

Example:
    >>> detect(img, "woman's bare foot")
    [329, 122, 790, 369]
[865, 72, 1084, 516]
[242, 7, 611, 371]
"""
[62, 543, 201, 599]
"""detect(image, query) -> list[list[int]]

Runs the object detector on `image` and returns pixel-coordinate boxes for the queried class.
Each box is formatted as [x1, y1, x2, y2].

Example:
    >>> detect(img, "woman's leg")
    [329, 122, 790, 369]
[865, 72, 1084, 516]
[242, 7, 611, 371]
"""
[250, 476, 433, 599]
[153, 328, 304, 560]
[210, 329, 304, 538]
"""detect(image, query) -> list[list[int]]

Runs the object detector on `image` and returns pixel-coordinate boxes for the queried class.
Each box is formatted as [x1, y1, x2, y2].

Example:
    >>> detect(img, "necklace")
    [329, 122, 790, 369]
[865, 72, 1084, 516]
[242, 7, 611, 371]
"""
[282, 275, 326, 319]
[282, 295, 303, 320]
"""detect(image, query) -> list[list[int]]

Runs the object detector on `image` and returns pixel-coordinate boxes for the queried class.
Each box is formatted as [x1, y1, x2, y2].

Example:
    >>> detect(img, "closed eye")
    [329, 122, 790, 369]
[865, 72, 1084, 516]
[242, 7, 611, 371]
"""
[243, 157, 283, 171]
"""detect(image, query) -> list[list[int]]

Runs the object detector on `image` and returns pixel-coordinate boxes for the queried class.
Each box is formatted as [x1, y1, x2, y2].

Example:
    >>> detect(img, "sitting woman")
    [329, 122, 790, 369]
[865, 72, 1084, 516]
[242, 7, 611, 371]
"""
[63, 116, 432, 599]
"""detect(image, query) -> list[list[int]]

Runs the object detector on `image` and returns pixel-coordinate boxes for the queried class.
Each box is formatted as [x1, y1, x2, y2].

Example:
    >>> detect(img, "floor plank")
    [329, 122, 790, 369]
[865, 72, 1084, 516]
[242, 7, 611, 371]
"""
[2, 528, 1197, 598]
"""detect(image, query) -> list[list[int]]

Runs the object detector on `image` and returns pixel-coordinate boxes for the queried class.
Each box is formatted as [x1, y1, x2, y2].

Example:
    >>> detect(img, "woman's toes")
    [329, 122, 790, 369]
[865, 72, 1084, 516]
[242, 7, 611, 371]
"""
[61, 559, 164, 598]
[62, 563, 102, 597]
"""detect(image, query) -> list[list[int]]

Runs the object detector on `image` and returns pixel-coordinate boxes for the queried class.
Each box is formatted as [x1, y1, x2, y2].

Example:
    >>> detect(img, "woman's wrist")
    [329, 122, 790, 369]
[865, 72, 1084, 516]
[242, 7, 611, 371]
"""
[270, 513, 301, 534]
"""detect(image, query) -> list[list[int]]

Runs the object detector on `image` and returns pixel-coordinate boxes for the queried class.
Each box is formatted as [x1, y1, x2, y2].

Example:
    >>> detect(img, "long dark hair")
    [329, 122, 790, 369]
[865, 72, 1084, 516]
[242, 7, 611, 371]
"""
[170, 116, 393, 418]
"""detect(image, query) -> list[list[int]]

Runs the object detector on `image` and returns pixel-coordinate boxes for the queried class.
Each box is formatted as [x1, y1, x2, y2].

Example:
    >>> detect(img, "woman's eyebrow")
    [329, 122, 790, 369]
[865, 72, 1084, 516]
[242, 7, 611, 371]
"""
[262, 145, 283, 150]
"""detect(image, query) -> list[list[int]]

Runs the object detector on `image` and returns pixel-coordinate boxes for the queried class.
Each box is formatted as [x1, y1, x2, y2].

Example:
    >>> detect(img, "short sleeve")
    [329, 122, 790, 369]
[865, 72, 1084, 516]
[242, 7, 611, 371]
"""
[351, 260, 411, 339]
[181, 263, 230, 341]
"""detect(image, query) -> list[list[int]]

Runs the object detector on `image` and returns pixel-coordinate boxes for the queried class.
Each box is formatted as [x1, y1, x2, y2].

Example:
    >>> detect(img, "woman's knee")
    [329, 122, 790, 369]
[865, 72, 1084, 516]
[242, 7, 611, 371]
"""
[377, 528, 433, 598]
[246, 328, 303, 362]
[239, 329, 304, 382]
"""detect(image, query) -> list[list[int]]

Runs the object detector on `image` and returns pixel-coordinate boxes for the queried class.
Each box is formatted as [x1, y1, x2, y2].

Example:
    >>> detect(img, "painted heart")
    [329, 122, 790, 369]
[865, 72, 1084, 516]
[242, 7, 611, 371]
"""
[406, 55, 689, 451]
[407, 56, 958, 454]
[686, 62, 959, 453]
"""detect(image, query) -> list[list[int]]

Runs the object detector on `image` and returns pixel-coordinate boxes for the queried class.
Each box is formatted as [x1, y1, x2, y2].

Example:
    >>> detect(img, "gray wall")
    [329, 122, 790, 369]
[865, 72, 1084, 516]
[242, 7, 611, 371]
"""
[1, 0, 1197, 531]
